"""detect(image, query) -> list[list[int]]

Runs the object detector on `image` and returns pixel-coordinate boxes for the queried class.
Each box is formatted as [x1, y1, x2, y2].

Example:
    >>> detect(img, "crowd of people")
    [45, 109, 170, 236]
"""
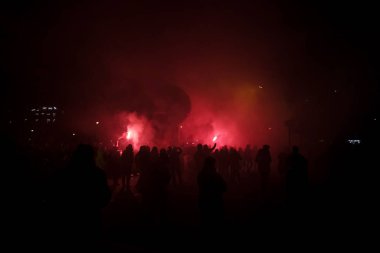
[6, 132, 373, 250]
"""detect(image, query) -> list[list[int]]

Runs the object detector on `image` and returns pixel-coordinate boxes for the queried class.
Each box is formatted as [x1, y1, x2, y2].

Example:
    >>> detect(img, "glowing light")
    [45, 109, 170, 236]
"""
[30, 129, 34, 132]
[72, 133, 76, 136]
[268, 127, 272, 130]
[258, 85, 263, 89]
[348, 139, 360, 144]
[96, 121, 99, 125]
[126, 131, 132, 140]
[213, 135, 218, 142]
[180, 125, 183, 129]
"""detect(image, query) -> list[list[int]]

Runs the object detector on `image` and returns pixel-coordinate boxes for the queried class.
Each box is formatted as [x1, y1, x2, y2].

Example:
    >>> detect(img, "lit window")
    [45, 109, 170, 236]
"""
[42, 107, 47, 110]
[47, 119, 51, 123]
[48, 107, 52, 110]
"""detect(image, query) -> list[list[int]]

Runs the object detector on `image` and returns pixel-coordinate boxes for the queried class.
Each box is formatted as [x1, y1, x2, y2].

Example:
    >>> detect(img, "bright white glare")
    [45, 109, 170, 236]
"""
[347, 139, 361, 144]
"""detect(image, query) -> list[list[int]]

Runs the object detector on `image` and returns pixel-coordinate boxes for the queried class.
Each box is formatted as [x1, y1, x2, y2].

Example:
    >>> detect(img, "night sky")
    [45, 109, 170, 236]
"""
[2, 1, 379, 145]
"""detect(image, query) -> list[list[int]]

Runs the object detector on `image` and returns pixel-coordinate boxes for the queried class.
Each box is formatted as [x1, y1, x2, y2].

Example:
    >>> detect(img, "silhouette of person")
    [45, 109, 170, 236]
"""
[218, 146, 230, 179]
[194, 144, 206, 173]
[108, 145, 121, 189]
[169, 146, 183, 185]
[203, 143, 217, 156]
[121, 144, 134, 191]
[244, 145, 254, 172]
[153, 149, 172, 223]
[255, 145, 272, 194]
[197, 156, 227, 226]
[229, 148, 242, 183]
[54, 144, 111, 243]
[286, 146, 308, 206]
[140, 148, 171, 224]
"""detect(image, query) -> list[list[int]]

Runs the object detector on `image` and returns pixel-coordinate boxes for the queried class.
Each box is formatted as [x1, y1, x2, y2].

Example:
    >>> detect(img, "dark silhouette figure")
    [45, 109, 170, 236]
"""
[108, 146, 121, 189]
[218, 146, 230, 179]
[153, 149, 172, 223]
[286, 146, 308, 206]
[194, 144, 206, 173]
[198, 156, 227, 225]
[121, 144, 134, 191]
[203, 143, 217, 156]
[255, 145, 272, 194]
[141, 148, 171, 224]
[229, 148, 242, 183]
[54, 144, 111, 243]
[244, 145, 254, 172]
[169, 146, 183, 185]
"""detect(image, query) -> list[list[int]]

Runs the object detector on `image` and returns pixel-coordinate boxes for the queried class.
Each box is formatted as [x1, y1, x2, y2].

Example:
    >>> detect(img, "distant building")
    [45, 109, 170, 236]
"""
[28, 106, 60, 124]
